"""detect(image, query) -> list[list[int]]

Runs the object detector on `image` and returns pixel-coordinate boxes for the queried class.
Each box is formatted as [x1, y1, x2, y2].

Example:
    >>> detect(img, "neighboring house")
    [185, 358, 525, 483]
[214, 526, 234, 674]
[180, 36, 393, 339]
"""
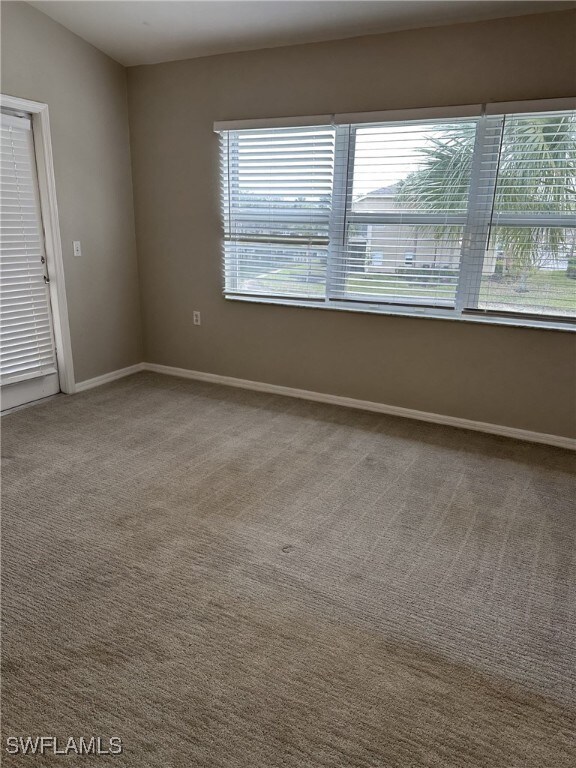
[353, 185, 574, 279]
[350, 184, 493, 276]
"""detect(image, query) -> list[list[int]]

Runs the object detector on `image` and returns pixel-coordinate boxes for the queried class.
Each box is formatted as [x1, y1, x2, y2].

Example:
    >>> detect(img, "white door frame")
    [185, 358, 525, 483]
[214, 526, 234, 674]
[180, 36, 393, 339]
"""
[1, 93, 75, 395]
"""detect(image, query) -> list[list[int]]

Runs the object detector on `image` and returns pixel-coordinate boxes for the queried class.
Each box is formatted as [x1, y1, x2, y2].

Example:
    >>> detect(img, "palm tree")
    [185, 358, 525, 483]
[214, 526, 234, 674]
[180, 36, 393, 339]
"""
[396, 125, 475, 215]
[396, 114, 576, 284]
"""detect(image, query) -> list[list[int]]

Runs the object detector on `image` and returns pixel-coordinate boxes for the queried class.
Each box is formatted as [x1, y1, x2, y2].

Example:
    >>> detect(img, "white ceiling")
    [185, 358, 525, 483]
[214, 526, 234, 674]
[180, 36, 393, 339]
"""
[29, 1, 576, 67]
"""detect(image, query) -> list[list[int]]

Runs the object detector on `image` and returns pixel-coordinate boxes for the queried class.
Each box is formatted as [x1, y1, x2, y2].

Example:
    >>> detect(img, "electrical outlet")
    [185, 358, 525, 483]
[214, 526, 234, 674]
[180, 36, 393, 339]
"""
[73, 241, 82, 257]
[193, 311, 201, 326]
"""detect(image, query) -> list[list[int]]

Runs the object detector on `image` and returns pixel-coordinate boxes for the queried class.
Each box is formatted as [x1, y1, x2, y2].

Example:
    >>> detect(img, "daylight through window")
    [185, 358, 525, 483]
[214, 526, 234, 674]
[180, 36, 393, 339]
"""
[219, 105, 576, 326]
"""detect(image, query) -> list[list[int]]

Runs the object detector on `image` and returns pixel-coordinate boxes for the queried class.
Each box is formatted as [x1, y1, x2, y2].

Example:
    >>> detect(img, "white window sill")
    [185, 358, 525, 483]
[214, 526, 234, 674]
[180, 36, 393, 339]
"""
[224, 294, 576, 333]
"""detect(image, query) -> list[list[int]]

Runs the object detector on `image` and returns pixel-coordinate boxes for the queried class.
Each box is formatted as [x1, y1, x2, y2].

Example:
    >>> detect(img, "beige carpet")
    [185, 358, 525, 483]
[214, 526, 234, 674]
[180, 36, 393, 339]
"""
[2, 372, 575, 767]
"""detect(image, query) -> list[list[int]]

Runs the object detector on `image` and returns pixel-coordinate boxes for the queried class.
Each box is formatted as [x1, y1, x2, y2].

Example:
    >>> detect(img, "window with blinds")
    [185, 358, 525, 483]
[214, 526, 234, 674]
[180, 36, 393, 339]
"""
[1, 112, 58, 384]
[221, 126, 335, 299]
[476, 112, 576, 318]
[333, 118, 479, 307]
[218, 104, 576, 327]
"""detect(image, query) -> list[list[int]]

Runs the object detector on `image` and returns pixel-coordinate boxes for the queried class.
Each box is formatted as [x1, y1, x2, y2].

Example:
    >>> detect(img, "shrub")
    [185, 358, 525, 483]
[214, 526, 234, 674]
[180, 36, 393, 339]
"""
[395, 266, 458, 283]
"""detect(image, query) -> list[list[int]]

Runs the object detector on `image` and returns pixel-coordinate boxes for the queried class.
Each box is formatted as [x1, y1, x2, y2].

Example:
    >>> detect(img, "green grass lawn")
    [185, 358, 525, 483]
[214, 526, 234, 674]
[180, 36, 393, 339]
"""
[479, 271, 576, 312]
[243, 263, 576, 314]
[345, 274, 456, 302]
[243, 262, 326, 298]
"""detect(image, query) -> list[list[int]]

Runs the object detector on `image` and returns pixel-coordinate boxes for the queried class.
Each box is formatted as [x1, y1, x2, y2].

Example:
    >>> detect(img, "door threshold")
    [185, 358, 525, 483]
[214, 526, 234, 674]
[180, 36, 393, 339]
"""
[1, 391, 63, 416]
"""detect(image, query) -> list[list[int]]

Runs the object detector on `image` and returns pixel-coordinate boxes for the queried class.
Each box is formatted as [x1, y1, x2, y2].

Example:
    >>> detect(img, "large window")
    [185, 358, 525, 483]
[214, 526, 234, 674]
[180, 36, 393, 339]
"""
[219, 102, 576, 327]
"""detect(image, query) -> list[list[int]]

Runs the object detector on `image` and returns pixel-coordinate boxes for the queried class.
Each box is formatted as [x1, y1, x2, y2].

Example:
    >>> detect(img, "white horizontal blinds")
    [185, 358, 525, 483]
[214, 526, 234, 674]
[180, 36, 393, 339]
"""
[330, 118, 479, 307]
[473, 110, 576, 318]
[1, 112, 57, 384]
[218, 102, 576, 324]
[221, 125, 335, 299]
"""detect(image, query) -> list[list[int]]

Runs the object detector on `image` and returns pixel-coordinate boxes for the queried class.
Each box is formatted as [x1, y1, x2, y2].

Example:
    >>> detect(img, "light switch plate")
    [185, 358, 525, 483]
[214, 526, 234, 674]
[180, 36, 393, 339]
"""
[73, 241, 82, 257]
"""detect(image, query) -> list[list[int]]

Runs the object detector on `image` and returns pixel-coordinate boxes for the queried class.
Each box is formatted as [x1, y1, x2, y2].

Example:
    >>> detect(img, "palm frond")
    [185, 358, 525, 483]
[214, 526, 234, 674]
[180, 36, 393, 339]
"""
[394, 115, 576, 268]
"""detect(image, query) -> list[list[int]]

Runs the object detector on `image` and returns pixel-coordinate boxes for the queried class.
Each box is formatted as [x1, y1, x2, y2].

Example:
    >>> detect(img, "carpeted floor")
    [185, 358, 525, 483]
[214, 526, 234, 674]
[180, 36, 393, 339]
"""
[1, 371, 575, 767]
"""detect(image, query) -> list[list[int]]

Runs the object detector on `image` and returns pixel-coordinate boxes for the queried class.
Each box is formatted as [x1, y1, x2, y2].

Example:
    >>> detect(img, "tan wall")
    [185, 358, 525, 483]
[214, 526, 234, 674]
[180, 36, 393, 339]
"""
[127, 10, 576, 438]
[1, 2, 142, 382]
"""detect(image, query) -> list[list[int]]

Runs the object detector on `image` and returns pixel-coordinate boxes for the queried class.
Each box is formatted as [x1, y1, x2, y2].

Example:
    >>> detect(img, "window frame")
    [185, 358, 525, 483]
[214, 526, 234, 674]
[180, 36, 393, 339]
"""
[217, 98, 576, 331]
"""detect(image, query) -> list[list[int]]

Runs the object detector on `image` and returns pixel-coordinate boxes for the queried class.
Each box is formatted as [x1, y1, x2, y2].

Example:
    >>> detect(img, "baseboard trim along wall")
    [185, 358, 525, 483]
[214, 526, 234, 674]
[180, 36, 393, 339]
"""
[74, 362, 575, 450]
[74, 363, 145, 393]
[145, 363, 575, 450]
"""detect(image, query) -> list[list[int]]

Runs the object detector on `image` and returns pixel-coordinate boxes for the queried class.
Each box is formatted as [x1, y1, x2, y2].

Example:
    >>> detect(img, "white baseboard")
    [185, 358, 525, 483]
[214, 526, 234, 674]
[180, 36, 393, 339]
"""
[74, 364, 145, 393]
[70, 361, 574, 450]
[143, 362, 575, 451]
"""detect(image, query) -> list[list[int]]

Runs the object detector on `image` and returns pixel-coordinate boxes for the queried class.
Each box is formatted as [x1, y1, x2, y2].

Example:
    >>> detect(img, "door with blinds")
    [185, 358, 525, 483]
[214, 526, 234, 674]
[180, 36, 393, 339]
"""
[1, 110, 60, 411]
